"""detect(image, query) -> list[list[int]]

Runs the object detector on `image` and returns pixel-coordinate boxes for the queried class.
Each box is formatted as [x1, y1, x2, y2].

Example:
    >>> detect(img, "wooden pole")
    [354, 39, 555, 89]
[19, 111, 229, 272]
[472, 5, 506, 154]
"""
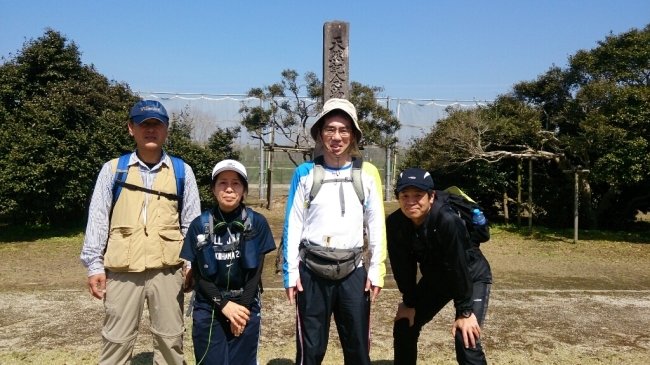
[384, 97, 392, 201]
[258, 99, 264, 200]
[385, 144, 391, 201]
[517, 159, 522, 226]
[528, 158, 533, 232]
[266, 126, 275, 209]
[573, 170, 578, 243]
[563, 167, 590, 244]
[503, 191, 509, 227]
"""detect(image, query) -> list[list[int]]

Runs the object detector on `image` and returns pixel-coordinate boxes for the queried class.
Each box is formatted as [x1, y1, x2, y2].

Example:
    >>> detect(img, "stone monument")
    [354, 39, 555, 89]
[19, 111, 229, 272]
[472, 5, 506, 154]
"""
[323, 21, 350, 101]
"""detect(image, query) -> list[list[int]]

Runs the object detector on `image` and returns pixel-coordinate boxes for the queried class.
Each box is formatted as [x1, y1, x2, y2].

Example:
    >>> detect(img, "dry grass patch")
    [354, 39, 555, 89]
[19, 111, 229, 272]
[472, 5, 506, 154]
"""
[1, 201, 650, 364]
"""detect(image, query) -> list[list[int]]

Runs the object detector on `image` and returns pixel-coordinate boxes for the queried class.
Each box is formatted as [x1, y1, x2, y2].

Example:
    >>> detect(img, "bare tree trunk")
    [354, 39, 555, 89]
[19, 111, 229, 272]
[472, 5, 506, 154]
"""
[503, 191, 509, 227]
[266, 167, 273, 210]
[528, 158, 533, 231]
[593, 185, 618, 230]
[266, 126, 276, 210]
[266, 155, 274, 210]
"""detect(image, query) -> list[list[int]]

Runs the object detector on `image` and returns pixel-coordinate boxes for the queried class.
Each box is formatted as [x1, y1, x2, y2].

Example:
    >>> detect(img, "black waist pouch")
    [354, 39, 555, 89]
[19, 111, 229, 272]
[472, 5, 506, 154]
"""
[299, 240, 363, 280]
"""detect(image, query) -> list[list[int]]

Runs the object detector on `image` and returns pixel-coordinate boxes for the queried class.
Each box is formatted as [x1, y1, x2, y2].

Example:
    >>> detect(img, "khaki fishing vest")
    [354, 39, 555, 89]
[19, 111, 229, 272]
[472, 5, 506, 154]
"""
[103, 158, 184, 272]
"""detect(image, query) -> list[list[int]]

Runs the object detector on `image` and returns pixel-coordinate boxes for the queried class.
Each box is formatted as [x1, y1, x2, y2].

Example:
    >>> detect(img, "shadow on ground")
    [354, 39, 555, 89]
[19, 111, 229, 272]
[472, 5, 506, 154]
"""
[0, 219, 85, 243]
[496, 222, 650, 244]
[132, 351, 153, 364]
[267, 359, 293, 365]
[266, 358, 393, 365]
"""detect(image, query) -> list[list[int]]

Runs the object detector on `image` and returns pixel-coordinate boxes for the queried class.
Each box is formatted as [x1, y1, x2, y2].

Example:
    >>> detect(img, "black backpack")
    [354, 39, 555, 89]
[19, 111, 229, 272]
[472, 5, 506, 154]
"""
[435, 186, 490, 245]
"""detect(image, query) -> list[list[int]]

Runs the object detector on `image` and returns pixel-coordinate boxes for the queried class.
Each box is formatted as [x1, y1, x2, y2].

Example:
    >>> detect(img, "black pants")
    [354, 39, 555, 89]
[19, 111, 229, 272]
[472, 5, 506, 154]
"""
[295, 263, 371, 365]
[393, 277, 491, 365]
[192, 298, 261, 365]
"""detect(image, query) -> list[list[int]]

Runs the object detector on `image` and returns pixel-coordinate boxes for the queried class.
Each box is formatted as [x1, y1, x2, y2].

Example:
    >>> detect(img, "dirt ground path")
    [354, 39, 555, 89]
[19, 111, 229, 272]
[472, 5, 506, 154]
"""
[1, 288, 650, 364]
[2, 205, 650, 363]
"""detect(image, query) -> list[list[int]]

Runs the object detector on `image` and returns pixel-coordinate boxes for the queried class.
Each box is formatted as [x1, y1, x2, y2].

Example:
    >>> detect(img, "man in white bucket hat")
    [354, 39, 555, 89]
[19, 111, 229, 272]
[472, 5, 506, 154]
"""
[282, 98, 387, 365]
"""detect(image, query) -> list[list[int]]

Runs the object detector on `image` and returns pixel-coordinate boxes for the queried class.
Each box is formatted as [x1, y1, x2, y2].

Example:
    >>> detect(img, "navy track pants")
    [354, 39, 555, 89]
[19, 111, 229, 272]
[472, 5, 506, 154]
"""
[393, 278, 491, 365]
[192, 298, 261, 365]
[295, 264, 371, 365]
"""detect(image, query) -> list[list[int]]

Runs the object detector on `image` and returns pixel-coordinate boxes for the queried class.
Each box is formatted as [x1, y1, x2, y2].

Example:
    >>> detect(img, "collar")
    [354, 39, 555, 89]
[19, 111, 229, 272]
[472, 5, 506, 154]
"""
[324, 162, 353, 172]
[215, 205, 244, 223]
[131, 150, 169, 170]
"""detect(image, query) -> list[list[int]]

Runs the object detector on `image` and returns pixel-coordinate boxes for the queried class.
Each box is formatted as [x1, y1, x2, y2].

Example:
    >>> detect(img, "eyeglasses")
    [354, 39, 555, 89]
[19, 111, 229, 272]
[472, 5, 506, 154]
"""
[322, 127, 351, 138]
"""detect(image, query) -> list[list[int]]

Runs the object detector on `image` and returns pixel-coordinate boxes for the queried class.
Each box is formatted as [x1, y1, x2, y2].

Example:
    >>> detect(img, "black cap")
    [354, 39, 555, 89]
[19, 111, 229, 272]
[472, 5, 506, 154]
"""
[395, 168, 434, 194]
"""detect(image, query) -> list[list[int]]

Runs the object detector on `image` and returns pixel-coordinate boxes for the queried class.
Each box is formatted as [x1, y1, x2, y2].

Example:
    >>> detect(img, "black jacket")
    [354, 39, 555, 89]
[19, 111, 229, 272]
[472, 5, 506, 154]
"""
[386, 199, 491, 312]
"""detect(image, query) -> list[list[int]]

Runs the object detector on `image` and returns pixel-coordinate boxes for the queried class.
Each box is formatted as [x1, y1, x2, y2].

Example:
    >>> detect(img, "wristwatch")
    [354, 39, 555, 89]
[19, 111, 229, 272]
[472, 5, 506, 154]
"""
[458, 309, 473, 318]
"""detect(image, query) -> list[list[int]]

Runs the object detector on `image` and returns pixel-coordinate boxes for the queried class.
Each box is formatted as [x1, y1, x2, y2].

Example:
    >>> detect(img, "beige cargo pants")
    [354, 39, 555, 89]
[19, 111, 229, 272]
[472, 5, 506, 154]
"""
[99, 267, 186, 365]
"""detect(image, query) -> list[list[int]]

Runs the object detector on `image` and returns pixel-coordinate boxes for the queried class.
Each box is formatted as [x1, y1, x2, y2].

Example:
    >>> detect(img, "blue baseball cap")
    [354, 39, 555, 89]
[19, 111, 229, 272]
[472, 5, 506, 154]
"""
[395, 168, 434, 194]
[129, 100, 169, 125]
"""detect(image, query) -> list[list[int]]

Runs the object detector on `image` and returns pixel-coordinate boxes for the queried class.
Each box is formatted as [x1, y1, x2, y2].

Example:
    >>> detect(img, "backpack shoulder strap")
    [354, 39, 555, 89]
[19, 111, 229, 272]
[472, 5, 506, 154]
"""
[112, 153, 186, 214]
[243, 207, 255, 230]
[308, 155, 326, 206]
[431, 197, 444, 222]
[351, 158, 365, 210]
[308, 155, 366, 209]
[112, 153, 132, 206]
[435, 189, 471, 225]
[433, 189, 450, 204]
[168, 155, 186, 213]
[201, 210, 213, 238]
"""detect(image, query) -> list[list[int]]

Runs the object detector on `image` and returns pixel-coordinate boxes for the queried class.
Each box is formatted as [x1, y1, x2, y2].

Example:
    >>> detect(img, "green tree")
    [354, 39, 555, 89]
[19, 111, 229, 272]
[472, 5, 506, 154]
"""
[512, 24, 650, 229]
[0, 29, 139, 223]
[239, 69, 322, 165]
[399, 99, 560, 221]
[402, 24, 650, 229]
[0, 29, 243, 223]
[349, 82, 400, 148]
[239, 69, 401, 159]
[165, 106, 241, 210]
[239, 69, 401, 208]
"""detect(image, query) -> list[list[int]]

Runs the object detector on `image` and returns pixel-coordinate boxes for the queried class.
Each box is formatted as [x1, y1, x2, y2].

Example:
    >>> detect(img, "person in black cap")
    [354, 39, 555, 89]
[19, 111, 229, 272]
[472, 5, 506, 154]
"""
[386, 168, 492, 365]
[81, 99, 201, 365]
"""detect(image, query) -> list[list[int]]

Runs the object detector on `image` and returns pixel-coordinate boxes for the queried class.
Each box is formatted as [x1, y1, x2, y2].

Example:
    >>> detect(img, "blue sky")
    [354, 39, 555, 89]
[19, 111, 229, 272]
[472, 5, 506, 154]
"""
[1, 1, 648, 102]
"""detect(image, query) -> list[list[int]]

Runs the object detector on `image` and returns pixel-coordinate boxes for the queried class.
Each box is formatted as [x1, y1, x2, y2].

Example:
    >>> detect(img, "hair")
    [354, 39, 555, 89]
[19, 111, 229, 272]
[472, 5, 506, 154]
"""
[127, 118, 169, 130]
[394, 188, 434, 200]
[322, 109, 352, 123]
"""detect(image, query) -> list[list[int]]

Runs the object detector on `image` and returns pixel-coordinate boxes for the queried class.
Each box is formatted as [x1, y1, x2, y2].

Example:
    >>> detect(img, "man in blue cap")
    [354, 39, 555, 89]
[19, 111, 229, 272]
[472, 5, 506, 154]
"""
[386, 168, 492, 365]
[81, 100, 201, 364]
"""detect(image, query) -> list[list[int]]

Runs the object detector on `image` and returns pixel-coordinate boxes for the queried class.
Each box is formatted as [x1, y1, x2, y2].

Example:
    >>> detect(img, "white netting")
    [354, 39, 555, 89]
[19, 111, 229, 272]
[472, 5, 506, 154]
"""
[136, 92, 491, 146]
[137, 93, 259, 144]
[393, 99, 490, 143]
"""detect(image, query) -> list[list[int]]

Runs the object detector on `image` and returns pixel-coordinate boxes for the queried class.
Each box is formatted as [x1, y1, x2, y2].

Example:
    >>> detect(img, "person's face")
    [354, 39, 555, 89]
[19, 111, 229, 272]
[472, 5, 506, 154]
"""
[212, 170, 246, 213]
[128, 118, 168, 151]
[398, 187, 434, 225]
[320, 114, 354, 157]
